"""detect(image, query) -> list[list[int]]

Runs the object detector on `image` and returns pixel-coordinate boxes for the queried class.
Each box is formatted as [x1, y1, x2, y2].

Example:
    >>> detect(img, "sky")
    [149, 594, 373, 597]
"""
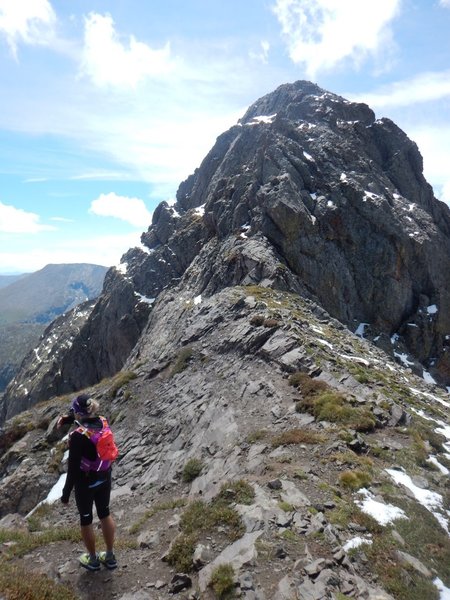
[0, 0, 449, 274]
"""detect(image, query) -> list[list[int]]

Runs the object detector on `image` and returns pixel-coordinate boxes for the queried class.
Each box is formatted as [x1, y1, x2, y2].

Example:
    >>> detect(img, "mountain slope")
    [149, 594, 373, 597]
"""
[0, 263, 107, 394]
[1, 285, 450, 599]
[0, 263, 107, 325]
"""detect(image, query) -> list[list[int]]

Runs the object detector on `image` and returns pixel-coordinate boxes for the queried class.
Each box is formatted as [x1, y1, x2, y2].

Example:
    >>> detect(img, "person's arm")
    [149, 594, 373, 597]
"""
[61, 431, 83, 503]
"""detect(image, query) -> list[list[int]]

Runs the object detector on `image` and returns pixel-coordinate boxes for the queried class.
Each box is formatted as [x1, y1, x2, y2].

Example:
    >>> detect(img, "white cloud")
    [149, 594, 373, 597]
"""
[0, 231, 143, 272]
[0, 0, 56, 56]
[350, 70, 450, 108]
[81, 12, 175, 88]
[89, 192, 152, 228]
[0, 201, 55, 233]
[409, 125, 450, 206]
[249, 40, 270, 63]
[440, 182, 450, 205]
[272, 0, 400, 75]
[439, 0, 450, 7]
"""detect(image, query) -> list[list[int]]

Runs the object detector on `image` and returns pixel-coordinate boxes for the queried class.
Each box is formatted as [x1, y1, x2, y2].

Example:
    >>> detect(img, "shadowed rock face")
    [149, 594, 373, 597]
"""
[2, 80, 450, 421]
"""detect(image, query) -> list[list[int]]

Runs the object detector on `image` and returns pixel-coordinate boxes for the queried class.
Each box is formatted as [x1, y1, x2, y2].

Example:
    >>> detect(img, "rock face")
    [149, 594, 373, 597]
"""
[3, 79, 450, 423]
[0, 263, 108, 394]
[1, 270, 151, 422]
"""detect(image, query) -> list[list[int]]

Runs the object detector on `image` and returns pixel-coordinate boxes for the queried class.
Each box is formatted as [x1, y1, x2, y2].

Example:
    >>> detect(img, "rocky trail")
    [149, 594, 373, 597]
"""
[1, 286, 450, 599]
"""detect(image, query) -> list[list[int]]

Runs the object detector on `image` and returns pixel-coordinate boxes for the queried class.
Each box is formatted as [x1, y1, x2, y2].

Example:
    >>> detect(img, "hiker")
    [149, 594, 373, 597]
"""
[58, 393, 118, 571]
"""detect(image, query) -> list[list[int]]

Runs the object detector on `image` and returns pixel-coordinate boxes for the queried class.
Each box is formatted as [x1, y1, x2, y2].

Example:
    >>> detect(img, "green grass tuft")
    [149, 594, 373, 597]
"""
[182, 458, 204, 483]
[209, 563, 235, 599]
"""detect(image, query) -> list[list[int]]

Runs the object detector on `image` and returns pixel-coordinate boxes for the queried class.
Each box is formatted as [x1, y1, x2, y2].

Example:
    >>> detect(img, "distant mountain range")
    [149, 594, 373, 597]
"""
[0, 263, 107, 392]
[0, 274, 28, 289]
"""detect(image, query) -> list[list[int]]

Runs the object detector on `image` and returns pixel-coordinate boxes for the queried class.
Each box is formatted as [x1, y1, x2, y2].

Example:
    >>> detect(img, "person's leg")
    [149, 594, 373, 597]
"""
[80, 523, 96, 555]
[95, 472, 117, 568]
[100, 515, 115, 553]
[75, 484, 97, 557]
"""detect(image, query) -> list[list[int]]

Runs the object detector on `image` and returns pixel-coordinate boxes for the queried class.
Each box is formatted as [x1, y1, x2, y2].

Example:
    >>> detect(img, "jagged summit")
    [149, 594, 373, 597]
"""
[2, 80, 450, 422]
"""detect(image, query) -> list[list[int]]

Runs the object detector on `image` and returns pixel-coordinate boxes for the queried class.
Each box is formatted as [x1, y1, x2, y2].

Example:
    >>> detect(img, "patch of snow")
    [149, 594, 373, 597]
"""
[170, 207, 181, 218]
[363, 191, 379, 202]
[340, 173, 347, 182]
[311, 215, 317, 225]
[247, 113, 277, 125]
[428, 456, 449, 475]
[356, 489, 407, 525]
[316, 338, 333, 350]
[327, 200, 334, 208]
[343, 535, 373, 551]
[391, 333, 399, 344]
[339, 354, 370, 367]
[354, 323, 368, 338]
[310, 192, 317, 200]
[386, 468, 449, 533]
[135, 293, 155, 305]
[194, 204, 205, 216]
[394, 352, 414, 367]
[423, 371, 437, 385]
[427, 304, 438, 314]
[116, 262, 128, 274]
[310, 325, 324, 334]
[409, 387, 450, 409]
[194, 295, 202, 305]
[303, 151, 314, 162]
[434, 577, 450, 600]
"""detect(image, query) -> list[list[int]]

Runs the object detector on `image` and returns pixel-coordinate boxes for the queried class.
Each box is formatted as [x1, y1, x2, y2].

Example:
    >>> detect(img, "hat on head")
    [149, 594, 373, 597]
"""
[71, 393, 91, 416]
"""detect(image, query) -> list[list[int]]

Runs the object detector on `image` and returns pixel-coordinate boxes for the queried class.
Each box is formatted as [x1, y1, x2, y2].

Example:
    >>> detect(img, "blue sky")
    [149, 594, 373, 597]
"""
[1, 0, 450, 273]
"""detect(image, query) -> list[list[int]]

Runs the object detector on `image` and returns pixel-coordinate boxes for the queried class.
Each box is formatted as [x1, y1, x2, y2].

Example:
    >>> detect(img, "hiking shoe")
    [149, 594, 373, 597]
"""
[79, 553, 101, 571]
[98, 551, 117, 570]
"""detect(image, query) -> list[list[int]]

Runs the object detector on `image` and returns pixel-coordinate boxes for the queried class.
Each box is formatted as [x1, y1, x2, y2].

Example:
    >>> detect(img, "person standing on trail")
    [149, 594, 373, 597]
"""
[58, 393, 118, 571]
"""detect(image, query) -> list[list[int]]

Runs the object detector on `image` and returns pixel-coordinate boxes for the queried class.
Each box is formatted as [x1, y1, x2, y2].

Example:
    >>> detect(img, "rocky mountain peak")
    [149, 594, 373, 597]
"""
[3, 79, 450, 422]
[1, 80, 450, 600]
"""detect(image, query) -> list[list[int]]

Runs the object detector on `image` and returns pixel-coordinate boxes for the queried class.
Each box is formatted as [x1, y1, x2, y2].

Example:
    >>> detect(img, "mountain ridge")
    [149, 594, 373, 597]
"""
[1, 80, 450, 599]
[0, 263, 107, 395]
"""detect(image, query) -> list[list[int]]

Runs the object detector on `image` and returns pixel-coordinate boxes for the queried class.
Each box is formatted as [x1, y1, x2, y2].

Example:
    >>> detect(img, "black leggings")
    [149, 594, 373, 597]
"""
[75, 472, 111, 526]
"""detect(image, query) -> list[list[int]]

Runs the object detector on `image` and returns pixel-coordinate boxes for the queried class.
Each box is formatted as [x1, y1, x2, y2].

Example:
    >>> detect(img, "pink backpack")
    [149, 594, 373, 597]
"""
[74, 416, 119, 472]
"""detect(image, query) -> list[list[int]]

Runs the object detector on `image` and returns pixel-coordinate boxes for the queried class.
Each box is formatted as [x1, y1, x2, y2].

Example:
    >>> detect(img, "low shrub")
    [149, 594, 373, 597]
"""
[171, 347, 194, 376]
[215, 480, 255, 505]
[182, 458, 203, 483]
[108, 371, 137, 398]
[288, 372, 329, 396]
[249, 314, 265, 327]
[165, 533, 197, 572]
[168, 481, 253, 572]
[296, 390, 376, 432]
[209, 563, 235, 599]
[272, 428, 325, 447]
[0, 563, 77, 600]
[339, 470, 372, 491]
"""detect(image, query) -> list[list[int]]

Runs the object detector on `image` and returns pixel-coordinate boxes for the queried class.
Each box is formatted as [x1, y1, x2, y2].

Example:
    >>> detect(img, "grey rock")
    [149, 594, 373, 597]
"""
[296, 578, 327, 600]
[396, 550, 433, 578]
[274, 575, 297, 600]
[304, 558, 326, 577]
